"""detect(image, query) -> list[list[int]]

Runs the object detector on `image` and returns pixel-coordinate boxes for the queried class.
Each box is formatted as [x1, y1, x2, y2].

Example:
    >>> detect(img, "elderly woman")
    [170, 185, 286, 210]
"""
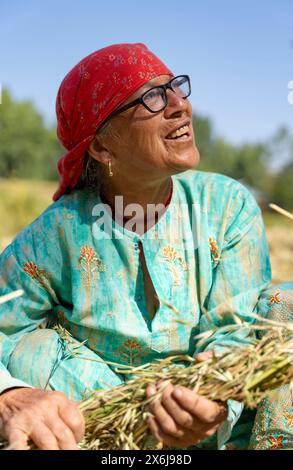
[0, 43, 291, 451]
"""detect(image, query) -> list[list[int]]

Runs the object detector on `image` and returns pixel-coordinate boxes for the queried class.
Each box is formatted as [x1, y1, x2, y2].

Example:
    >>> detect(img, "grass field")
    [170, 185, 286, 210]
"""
[0, 178, 292, 284]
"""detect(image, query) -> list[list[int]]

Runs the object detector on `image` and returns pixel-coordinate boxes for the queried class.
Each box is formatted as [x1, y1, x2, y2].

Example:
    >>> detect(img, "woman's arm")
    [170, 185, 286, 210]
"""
[193, 184, 271, 449]
[0, 238, 123, 448]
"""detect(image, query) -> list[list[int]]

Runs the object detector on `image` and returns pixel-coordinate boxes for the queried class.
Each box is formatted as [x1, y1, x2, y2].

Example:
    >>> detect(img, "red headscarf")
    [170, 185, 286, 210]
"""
[53, 43, 173, 201]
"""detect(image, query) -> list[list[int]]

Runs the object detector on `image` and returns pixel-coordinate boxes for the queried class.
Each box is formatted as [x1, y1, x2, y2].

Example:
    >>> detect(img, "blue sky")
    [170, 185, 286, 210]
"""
[0, 0, 292, 146]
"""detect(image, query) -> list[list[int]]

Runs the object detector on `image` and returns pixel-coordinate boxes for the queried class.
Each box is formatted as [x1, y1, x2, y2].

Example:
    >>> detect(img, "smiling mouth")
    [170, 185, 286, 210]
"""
[165, 124, 191, 141]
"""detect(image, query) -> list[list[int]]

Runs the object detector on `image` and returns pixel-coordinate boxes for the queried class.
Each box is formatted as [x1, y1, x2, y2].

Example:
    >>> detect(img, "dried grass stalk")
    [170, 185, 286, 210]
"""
[78, 319, 293, 450]
[0, 319, 292, 450]
[0, 289, 23, 305]
[269, 203, 293, 221]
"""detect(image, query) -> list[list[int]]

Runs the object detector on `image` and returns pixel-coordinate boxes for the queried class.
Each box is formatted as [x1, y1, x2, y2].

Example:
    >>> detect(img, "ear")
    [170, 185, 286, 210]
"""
[88, 137, 112, 164]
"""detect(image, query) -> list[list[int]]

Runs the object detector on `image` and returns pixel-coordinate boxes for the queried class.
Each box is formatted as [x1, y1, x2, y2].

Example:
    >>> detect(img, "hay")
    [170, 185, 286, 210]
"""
[77, 317, 293, 450]
[269, 203, 293, 221]
[0, 290, 23, 305]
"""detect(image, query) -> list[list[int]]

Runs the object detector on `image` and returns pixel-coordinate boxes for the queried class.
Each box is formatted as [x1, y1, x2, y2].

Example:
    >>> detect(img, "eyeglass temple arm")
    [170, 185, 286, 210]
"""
[108, 98, 142, 118]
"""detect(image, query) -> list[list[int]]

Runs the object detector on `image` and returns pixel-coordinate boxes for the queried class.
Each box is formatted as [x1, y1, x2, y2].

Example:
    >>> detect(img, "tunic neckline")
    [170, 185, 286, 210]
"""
[96, 176, 177, 241]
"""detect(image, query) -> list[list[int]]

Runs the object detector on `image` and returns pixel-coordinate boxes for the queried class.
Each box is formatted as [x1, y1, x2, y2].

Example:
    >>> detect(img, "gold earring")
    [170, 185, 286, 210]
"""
[108, 160, 113, 177]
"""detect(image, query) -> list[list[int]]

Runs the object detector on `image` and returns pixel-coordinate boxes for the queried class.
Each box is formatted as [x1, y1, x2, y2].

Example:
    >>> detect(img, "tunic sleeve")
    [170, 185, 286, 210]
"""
[194, 183, 272, 449]
[0, 244, 52, 393]
[196, 184, 271, 351]
[0, 238, 124, 400]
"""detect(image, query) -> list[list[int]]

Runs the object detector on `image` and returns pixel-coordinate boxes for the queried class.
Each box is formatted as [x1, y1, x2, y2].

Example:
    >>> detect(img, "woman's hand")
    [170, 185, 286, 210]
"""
[145, 352, 227, 448]
[145, 382, 228, 448]
[0, 387, 85, 450]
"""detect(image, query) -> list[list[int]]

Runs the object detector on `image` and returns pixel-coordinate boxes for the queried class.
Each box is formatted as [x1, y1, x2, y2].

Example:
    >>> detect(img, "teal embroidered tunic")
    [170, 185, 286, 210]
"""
[0, 170, 272, 448]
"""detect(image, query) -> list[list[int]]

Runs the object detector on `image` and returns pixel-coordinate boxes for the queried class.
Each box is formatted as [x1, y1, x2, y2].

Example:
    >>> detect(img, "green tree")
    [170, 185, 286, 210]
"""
[272, 163, 293, 210]
[193, 112, 272, 193]
[192, 113, 214, 161]
[0, 88, 63, 180]
[0, 87, 288, 206]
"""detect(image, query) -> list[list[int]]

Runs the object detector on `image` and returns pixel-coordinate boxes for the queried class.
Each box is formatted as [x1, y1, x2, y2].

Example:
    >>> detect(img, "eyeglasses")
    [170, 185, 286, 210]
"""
[109, 74, 191, 118]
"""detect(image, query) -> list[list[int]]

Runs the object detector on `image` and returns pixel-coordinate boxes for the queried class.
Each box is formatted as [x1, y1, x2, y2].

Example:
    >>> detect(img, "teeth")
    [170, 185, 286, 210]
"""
[169, 125, 189, 139]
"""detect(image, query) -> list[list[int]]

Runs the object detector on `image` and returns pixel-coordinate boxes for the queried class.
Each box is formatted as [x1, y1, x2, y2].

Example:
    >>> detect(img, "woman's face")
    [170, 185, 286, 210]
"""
[97, 75, 200, 180]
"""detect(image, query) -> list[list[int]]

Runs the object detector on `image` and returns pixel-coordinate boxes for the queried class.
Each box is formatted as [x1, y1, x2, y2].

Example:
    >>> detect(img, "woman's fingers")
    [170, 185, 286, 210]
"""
[147, 415, 201, 449]
[145, 383, 225, 448]
[0, 388, 85, 450]
[29, 422, 60, 450]
[6, 427, 30, 450]
[46, 415, 79, 450]
[156, 384, 221, 435]
[158, 383, 195, 429]
[172, 387, 227, 425]
[146, 384, 184, 438]
[57, 399, 85, 444]
[6, 412, 79, 450]
[195, 351, 213, 362]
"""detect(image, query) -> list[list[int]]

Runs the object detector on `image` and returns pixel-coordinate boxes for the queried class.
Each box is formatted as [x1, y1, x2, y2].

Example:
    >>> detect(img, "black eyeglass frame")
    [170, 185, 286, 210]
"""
[108, 74, 191, 120]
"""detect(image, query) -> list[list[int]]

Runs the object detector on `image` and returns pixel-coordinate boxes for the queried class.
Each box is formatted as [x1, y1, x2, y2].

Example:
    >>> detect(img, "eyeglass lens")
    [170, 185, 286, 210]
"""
[143, 76, 190, 112]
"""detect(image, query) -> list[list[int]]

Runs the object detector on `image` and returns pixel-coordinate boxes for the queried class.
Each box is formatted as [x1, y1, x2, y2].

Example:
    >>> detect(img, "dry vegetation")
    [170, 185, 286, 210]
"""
[77, 322, 293, 450]
[1, 319, 292, 450]
[0, 179, 57, 251]
[263, 214, 293, 283]
[0, 179, 292, 283]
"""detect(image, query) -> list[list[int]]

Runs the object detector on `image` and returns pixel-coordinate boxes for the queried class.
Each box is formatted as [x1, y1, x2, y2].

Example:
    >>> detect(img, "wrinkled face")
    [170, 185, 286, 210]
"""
[98, 75, 200, 179]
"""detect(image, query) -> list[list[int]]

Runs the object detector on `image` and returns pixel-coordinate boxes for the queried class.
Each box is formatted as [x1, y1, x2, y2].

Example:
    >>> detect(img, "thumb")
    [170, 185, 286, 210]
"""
[196, 351, 213, 362]
[7, 428, 30, 450]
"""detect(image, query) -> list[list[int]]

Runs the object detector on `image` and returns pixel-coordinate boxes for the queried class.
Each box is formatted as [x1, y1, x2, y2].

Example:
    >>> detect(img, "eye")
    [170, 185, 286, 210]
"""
[171, 76, 190, 98]
[144, 88, 163, 103]
[173, 78, 185, 87]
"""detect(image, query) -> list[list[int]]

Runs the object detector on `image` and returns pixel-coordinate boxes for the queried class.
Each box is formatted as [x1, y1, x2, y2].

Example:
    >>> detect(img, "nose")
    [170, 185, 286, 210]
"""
[163, 89, 188, 118]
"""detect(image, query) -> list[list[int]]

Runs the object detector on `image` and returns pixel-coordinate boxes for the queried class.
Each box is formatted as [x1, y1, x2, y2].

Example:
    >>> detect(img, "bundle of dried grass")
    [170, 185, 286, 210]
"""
[78, 316, 293, 450]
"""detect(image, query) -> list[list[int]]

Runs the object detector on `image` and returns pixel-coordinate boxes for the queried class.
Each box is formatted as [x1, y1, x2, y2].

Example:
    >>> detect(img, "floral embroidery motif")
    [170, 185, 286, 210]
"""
[24, 261, 41, 279]
[23, 262, 48, 288]
[78, 245, 105, 287]
[249, 384, 293, 449]
[117, 339, 144, 366]
[23, 261, 58, 302]
[163, 245, 188, 287]
[268, 435, 285, 449]
[177, 256, 188, 271]
[209, 237, 220, 263]
[284, 412, 293, 427]
[163, 245, 177, 262]
[269, 291, 281, 306]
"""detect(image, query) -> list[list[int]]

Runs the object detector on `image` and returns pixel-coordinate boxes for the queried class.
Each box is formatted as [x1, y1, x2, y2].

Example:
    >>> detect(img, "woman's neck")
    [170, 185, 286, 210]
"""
[100, 176, 173, 233]
[100, 176, 173, 214]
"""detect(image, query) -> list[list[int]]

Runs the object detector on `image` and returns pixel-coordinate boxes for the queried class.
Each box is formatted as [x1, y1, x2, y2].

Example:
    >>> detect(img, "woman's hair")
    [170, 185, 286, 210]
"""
[75, 152, 101, 191]
[75, 120, 119, 191]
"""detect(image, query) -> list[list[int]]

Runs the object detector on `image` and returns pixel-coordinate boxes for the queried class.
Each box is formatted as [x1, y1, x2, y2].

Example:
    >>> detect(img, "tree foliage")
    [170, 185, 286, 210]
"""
[0, 88, 63, 180]
[0, 89, 292, 207]
[193, 113, 293, 208]
[272, 163, 293, 210]
[193, 114, 271, 191]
